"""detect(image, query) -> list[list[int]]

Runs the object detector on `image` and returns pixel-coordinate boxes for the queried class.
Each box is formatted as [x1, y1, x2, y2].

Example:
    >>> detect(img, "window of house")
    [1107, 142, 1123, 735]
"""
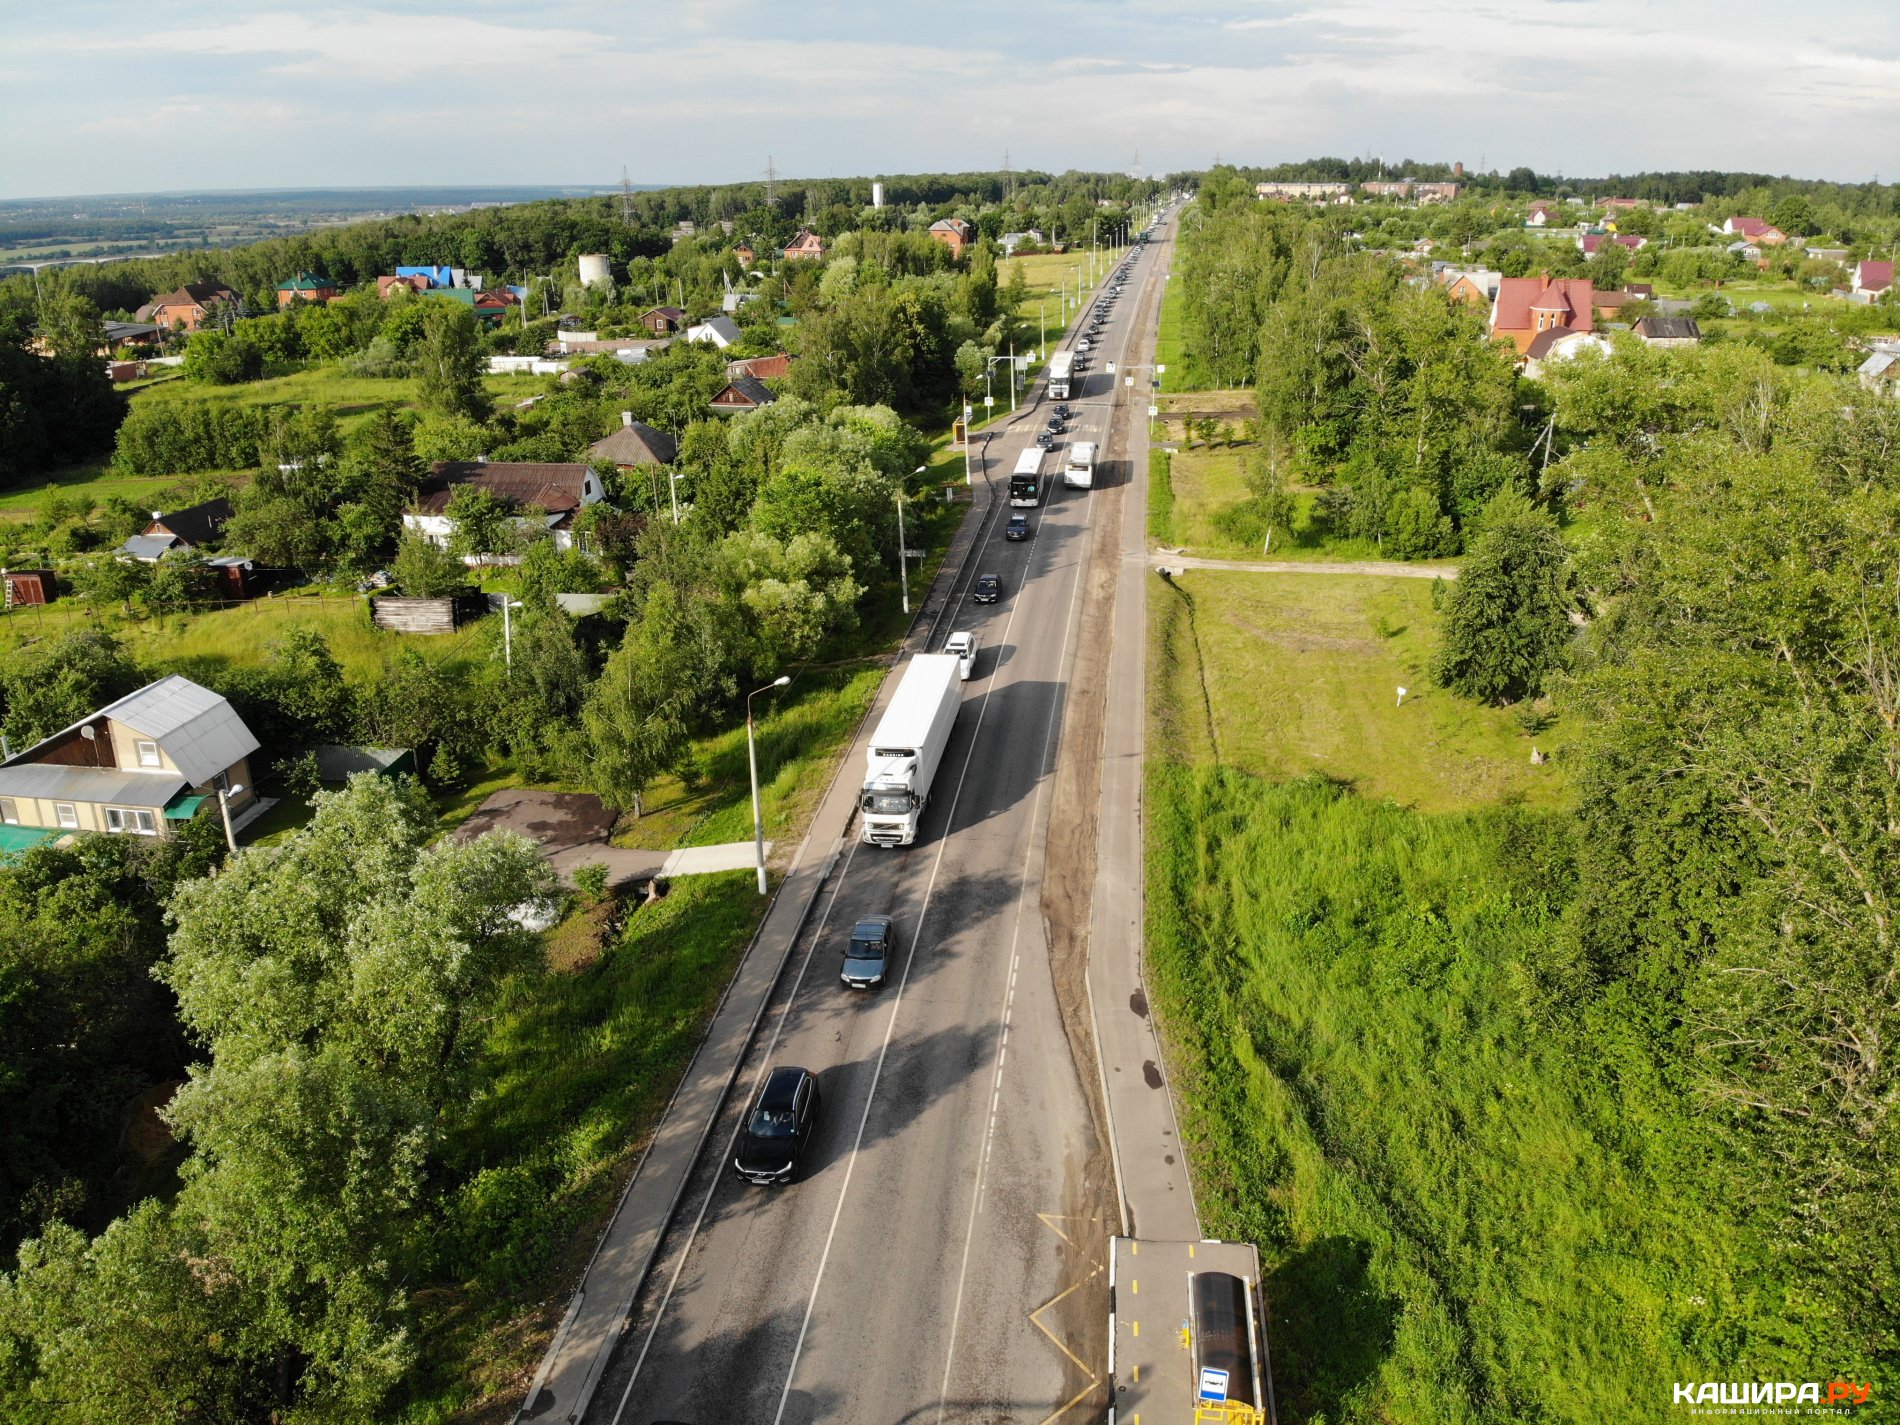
[105, 807, 156, 835]
[0, 799, 16, 825]
[54, 803, 78, 829]
[136, 739, 161, 768]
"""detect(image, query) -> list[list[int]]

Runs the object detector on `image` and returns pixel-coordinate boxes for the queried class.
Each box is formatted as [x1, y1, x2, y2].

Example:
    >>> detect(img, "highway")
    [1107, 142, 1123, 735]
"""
[588, 225, 1174, 1425]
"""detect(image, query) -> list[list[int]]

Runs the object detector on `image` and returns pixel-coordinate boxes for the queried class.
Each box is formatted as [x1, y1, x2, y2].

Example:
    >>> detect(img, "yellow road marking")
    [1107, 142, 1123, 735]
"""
[1034, 1380, 1099, 1425]
[1027, 1264, 1102, 1376]
[1131, 1278, 1138, 1294]
[1132, 1320, 1140, 1336]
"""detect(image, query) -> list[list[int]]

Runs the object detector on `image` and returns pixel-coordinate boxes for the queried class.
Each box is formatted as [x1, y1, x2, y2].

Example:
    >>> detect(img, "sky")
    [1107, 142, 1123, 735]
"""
[3, 0, 1897, 200]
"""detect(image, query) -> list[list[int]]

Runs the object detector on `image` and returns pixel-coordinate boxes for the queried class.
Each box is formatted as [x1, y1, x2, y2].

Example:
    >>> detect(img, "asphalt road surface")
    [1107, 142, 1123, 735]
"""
[589, 231, 1173, 1425]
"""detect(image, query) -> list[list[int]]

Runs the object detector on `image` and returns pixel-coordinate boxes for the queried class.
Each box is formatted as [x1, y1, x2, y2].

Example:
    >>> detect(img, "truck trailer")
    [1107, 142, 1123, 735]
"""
[859, 654, 963, 846]
[1047, 349, 1075, 400]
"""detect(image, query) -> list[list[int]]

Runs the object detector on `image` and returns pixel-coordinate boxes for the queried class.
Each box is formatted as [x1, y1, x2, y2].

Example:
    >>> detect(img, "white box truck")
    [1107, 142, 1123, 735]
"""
[1064, 441, 1096, 489]
[859, 654, 963, 847]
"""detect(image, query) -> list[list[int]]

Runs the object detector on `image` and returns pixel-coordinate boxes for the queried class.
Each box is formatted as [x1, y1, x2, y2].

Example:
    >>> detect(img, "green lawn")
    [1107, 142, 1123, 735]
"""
[0, 591, 494, 681]
[610, 664, 882, 852]
[1149, 569, 1566, 813]
[0, 463, 238, 521]
[128, 364, 544, 435]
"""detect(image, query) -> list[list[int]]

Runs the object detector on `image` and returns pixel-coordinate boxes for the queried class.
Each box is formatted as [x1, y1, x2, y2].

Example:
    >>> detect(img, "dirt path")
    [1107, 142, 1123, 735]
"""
[1150, 551, 1461, 579]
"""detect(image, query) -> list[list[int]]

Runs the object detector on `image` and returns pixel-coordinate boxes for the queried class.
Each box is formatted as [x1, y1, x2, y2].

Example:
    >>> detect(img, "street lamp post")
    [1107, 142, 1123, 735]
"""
[747, 676, 792, 895]
[896, 465, 925, 616]
[216, 782, 246, 854]
[502, 598, 524, 673]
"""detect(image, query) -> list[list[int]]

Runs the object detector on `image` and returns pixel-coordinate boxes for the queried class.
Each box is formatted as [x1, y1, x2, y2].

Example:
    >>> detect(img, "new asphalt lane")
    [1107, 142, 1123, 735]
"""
[589, 236, 1172, 1425]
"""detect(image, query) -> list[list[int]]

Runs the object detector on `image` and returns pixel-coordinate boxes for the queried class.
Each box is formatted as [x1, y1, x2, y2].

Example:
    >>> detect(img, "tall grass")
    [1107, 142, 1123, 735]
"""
[401, 870, 767, 1418]
[1149, 449, 1175, 544]
[1145, 767, 1867, 1423]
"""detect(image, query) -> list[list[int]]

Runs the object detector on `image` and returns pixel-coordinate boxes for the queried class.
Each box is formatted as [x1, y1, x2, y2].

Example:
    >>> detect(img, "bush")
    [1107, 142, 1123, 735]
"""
[112, 402, 287, 475]
[571, 862, 610, 906]
[180, 329, 264, 385]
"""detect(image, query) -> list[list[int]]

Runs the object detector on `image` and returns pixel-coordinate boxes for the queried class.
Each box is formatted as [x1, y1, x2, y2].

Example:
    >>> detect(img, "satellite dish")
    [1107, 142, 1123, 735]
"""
[79, 725, 96, 739]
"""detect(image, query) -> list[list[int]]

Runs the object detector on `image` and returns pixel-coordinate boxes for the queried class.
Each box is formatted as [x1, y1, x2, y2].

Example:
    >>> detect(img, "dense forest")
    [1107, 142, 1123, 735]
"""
[1153, 188, 1900, 1417]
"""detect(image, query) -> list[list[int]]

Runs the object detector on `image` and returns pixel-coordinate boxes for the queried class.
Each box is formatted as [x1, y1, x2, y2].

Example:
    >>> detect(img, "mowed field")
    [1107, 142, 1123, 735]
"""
[1149, 569, 1564, 811]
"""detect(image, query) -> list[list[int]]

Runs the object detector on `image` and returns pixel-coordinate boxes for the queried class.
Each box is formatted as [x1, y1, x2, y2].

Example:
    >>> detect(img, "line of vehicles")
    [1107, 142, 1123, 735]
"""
[734, 236, 1151, 1188]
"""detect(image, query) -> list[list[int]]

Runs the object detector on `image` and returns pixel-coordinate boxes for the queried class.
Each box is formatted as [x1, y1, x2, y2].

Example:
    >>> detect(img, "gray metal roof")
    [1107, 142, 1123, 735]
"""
[4, 675, 259, 789]
[121, 534, 178, 561]
[0, 764, 184, 808]
[97, 676, 260, 786]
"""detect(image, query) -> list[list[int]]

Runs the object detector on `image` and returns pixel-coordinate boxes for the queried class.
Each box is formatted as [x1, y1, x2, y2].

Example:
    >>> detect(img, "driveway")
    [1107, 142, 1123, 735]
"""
[455, 788, 764, 888]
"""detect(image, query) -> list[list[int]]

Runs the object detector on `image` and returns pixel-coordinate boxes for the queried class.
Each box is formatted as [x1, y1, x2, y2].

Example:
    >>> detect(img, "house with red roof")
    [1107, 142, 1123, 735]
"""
[403, 460, 607, 556]
[928, 218, 977, 259]
[782, 230, 826, 260]
[1490, 273, 1595, 356]
[142, 281, 241, 332]
[1852, 260, 1894, 299]
[1723, 216, 1786, 246]
[1580, 233, 1647, 256]
[727, 352, 792, 381]
[1525, 202, 1557, 228]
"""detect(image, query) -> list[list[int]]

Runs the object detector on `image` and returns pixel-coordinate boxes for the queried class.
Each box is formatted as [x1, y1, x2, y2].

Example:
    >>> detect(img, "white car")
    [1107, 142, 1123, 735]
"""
[944, 630, 979, 680]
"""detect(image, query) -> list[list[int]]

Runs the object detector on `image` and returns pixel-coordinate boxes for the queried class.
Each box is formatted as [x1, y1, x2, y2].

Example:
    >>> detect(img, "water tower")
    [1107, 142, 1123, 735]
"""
[577, 254, 612, 288]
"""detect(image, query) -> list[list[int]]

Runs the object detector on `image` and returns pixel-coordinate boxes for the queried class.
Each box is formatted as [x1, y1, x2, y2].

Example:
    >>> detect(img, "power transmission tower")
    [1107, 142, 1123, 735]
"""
[1131, 148, 1141, 179]
[619, 165, 635, 226]
[764, 155, 778, 207]
[1002, 148, 1012, 202]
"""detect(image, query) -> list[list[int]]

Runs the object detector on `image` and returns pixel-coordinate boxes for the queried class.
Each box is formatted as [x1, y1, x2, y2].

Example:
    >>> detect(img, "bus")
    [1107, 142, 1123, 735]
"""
[1046, 350, 1075, 401]
[1189, 1271, 1270, 1419]
[1009, 447, 1048, 507]
[1063, 441, 1096, 490]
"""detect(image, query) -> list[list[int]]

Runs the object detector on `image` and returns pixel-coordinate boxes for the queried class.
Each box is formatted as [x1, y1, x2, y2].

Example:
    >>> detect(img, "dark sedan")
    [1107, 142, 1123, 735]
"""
[734, 1066, 820, 1185]
[1005, 514, 1031, 541]
[973, 572, 1003, 603]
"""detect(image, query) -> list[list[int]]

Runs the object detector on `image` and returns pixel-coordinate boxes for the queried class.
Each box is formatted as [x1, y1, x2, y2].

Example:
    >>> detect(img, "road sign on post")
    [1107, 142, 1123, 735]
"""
[1199, 1366, 1231, 1401]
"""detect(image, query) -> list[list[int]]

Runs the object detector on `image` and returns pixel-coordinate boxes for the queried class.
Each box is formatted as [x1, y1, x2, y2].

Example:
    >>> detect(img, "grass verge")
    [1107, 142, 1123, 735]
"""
[402, 870, 768, 1422]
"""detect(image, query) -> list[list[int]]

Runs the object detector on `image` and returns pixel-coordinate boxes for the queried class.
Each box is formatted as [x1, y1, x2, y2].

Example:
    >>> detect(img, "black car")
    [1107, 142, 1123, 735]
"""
[1035, 432, 1054, 448]
[734, 1066, 820, 1184]
[1005, 514, 1031, 541]
[1053, 403, 1071, 418]
[1047, 415, 1064, 432]
[973, 572, 1003, 603]
[842, 915, 895, 989]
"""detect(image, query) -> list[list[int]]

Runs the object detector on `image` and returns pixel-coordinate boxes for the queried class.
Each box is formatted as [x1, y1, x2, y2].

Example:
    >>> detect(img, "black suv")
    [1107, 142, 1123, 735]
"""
[973, 572, 1003, 603]
[1005, 514, 1031, 541]
[734, 1066, 820, 1184]
[841, 915, 895, 989]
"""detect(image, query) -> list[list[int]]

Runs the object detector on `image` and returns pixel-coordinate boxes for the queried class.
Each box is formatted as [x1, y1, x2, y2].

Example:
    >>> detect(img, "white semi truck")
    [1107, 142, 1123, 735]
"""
[1047, 349, 1075, 400]
[859, 654, 963, 847]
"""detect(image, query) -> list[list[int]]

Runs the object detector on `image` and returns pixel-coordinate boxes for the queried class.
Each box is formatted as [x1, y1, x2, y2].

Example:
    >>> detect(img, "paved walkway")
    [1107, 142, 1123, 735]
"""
[1150, 550, 1461, 579]
[1087, 226, 1203, 1243]
[516, 454, 999, 1425]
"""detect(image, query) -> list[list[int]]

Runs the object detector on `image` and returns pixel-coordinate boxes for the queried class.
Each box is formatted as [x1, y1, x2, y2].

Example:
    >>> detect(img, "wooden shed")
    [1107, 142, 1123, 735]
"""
[2, 570, 57, 607]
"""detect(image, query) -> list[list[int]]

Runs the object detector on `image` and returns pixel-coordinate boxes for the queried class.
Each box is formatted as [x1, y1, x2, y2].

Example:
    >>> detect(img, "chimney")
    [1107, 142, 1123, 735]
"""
[622, 411, 634, 427]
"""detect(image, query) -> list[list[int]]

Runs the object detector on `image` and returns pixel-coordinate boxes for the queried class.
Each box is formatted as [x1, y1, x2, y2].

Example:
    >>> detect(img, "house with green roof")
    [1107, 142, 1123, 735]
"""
[275, 271, 338, 306]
